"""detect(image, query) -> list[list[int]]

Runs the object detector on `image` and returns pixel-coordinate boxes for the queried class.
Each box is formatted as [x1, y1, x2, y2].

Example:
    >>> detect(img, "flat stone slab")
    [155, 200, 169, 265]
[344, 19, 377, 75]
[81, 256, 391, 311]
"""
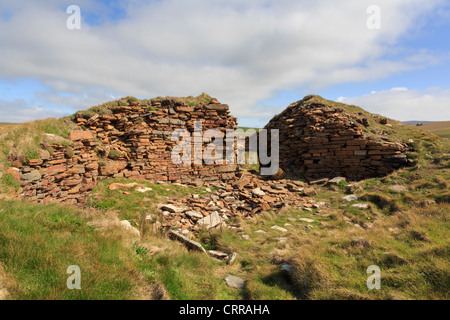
[255, 230, 267, 234]
[207, 250, 228, 260]
[168, 230, 207, 254]
[196, 212, 224, 229]
[119, 220, 140, 237]
[389, 185, 408, 193]
[185, 211, 204, 220]
[271, 225, 288, 233]
[159, 204, 187, 213]
[351, 203, 370, 209]
[328, 177, 347, 184]
[343, 194, 358, 202]
[136, 187, 153, 193]
[225, 274, 245, 289]
[299, 218, 315, 223]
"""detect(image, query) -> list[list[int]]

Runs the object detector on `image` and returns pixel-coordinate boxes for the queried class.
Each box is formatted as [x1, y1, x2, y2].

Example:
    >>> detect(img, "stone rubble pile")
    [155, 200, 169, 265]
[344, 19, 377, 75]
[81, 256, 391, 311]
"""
[154, 170, 319, 233]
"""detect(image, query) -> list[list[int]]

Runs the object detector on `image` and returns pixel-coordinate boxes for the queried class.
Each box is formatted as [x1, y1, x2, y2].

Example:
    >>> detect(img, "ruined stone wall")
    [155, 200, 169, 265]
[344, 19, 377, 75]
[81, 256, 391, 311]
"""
[263, 95, 410, 180]
[16, 98, 239, 204]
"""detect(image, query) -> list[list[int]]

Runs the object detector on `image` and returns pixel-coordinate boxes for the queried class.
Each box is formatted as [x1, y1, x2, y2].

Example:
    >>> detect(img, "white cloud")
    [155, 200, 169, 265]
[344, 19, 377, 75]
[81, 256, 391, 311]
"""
[0, 99, 65, 123]
[0, 0, 447, 121]
[336, 87, 450, 121]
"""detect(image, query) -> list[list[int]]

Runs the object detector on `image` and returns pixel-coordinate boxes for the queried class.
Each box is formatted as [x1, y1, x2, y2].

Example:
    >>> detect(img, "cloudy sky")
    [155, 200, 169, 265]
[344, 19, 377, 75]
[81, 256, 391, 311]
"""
[0, 0, 449, 126]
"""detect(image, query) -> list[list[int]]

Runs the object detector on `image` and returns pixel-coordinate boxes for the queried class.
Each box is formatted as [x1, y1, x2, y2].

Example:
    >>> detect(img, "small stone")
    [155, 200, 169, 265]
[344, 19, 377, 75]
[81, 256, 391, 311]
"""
[271, 225, 288, 233]
[159, 204, 187, 213]
[196, 212, 225, 229]
[185, 211, 204, 220]
[225, 274, 245, 289]
[252, 188, 266, 197]
[168, 230, 207, 254]
[242, 234, 251, 240]
[343, 194, 358, 202]
[226, 252, 238, 265]
[328, 177, 346, 185]
[299, 218, 315, 223]
[136, 187, 153, 193]
[119, 220, 140, 237]
[255, 230, 267, 234]
[388, 185, 407, 193]
[281, 264, 294, 278]
[207, 250, 228, 260]
[303, 187, 317, 196]
[351, 203, 370, 209]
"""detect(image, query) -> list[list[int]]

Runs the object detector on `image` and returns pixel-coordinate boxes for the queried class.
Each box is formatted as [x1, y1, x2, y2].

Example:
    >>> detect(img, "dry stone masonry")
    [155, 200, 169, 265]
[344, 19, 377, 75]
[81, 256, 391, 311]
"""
[16, 96, 239, 204]
[11, 94, 413, 207]
[263, 95, 411, 180]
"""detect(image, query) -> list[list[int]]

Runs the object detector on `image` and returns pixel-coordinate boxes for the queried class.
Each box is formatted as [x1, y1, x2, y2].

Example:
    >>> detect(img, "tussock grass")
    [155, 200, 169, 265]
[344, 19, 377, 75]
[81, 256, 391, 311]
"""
[0, 200, 144, 300]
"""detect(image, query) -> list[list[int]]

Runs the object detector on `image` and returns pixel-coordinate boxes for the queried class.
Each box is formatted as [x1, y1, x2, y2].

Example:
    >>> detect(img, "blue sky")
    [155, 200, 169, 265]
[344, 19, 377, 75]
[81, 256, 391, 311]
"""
[0, 0, 449, 126]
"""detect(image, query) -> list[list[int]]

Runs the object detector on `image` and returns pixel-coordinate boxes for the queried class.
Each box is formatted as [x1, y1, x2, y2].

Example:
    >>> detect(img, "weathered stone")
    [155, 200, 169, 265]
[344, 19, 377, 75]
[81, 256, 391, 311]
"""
[207, 250, 228, 260]
[204, 104, 229, 112]
[226, 252, 238, 265]
[328, 177, 346, 185]
[271, 225, 288, 233]
[388, 185, 407, 193]
[225, 274, 245, 289]
[69, 130, 94, 141]
[251, 188, 266, 197]
[168, 230, 207, 254]
[299, 218, 315, 223]
[196, 212, 224, 229]
[185, 211, 204, 220]
[343, 194, 358, 202]
[119, 220, 140, 237]
[303, 187, 317, 196]
[160, 204, 187, 213]
[21, 170, 41, 181]
[351, 203, 370, 209]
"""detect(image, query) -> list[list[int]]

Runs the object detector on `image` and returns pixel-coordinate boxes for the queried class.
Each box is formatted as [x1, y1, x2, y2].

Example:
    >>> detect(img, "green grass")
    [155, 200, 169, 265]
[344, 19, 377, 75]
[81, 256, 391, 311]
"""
[0, 200, 141, 300]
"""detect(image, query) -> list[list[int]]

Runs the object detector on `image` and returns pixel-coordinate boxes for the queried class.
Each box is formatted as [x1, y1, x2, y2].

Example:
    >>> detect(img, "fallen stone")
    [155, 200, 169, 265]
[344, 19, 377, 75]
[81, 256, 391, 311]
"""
[351, 203, 370, 209]
[328, 177, 346, 185]
[136, 187, 153, 193]
[196, 212, 224, 229]
[226, 252, 238, 265]
[255, 230, 267, 234]
[242, 234, 250, 240]
[207, 250, 228, 260]
[303, 187, 317, 196]
[276, 237, 288, 243]
[271, 225, 288, 233]
[185, 211, 204, 220]
[225, 274, 245, 289]
[281, 264, 295, 279]
[343, 194, 358, 202]
[168, 230, 207, 254]
[69, 130, 94, 141]
[21, 170, 41, 181]
[299, 218, 315, 223]
[388, 185, 407, 193]
[119, 220, 140, 237]
[160, 204, 188, 213]
[252, 188, 266, 197]
[109, 182, 141, 191]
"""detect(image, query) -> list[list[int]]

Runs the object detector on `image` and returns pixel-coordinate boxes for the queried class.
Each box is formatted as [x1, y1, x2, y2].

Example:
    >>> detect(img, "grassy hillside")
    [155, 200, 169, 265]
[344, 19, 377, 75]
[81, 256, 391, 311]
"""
[0, 96, 449, 300]
[420, 121, 450, 139]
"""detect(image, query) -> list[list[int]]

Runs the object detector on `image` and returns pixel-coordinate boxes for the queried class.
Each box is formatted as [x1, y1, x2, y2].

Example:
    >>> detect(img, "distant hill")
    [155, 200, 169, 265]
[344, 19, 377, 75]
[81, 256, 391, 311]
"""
[403, 121, 436, 126]
[420, 121, 450, 139]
